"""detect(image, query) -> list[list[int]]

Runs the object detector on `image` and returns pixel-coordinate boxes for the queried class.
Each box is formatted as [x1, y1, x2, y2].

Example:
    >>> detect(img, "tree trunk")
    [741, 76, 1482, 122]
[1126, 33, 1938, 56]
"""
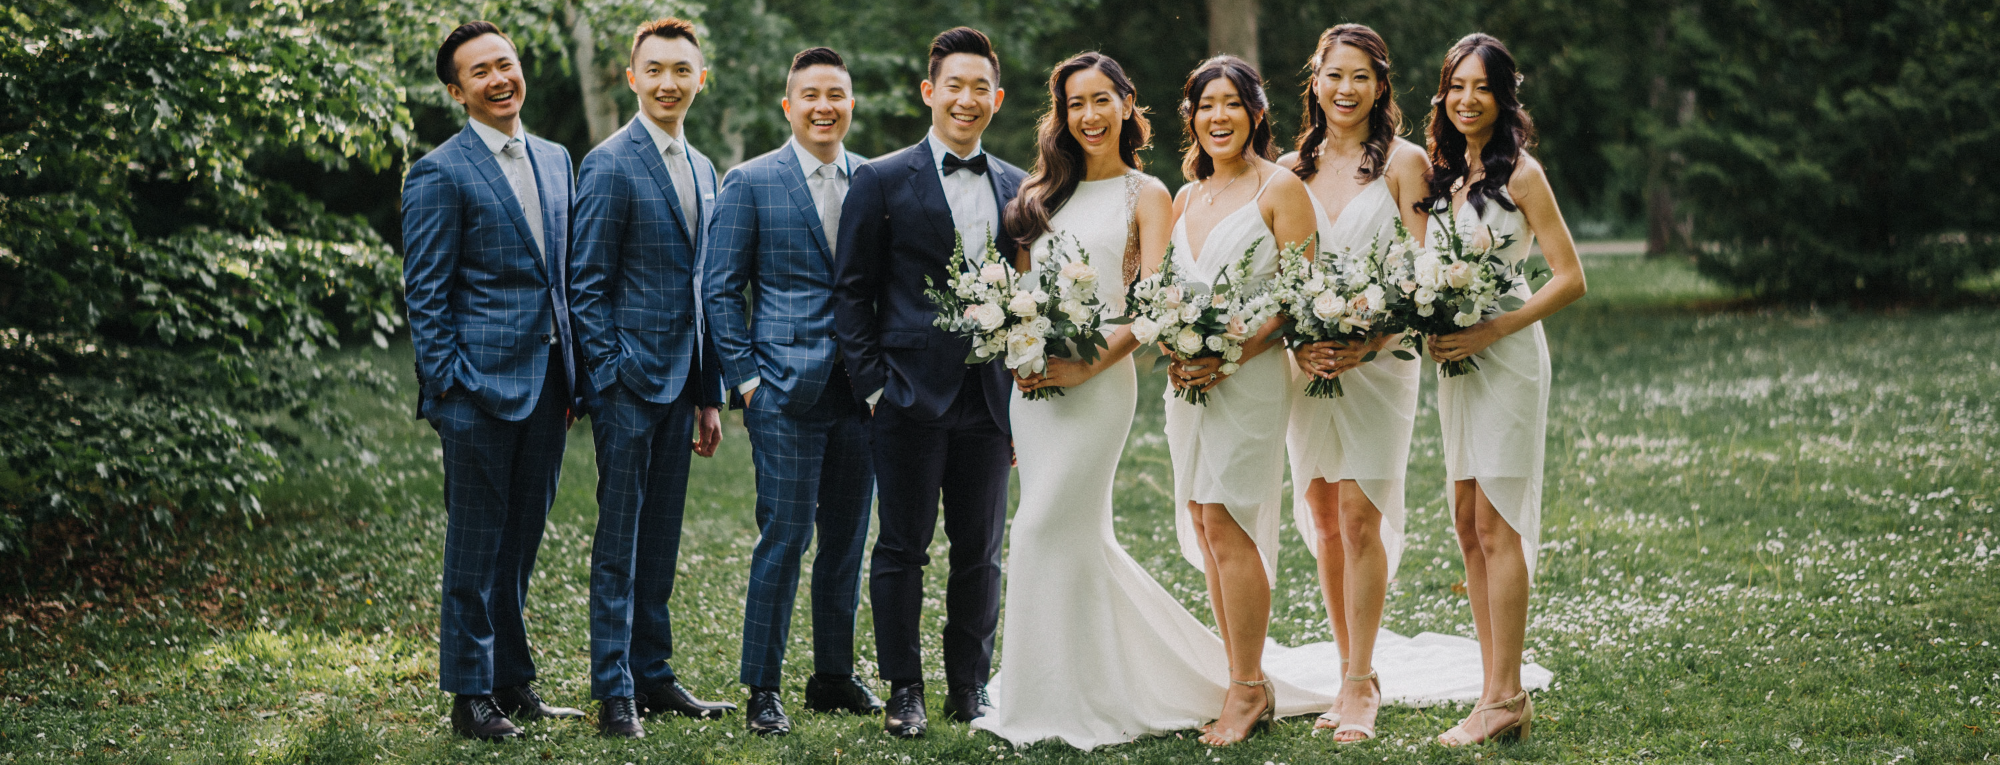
[1206, 0, 1259, 71]
[567, 1, 624, 146]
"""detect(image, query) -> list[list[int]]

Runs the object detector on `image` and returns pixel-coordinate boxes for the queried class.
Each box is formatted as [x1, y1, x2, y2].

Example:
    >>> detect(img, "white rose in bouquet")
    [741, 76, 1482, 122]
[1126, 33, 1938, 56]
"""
[1131, 316, 1162, 344]
[1362, 284, 1386, 312]
[1467, 226, 1493, 254]
[1312, 291, 1344, 321]
[1060, 260, 1097, 284]
[1162, 284, 1184, 308]
[1444, 261, 1475, 289]
[1418, 302, 1436, 317]
[1415, 252, 1444, 289]
[973, 302, 1006, 330]
[979, 263, 1007, 284]
[1058, 299, 1084, 319]
[1222, 315, 1251, 342]
[1210, 292, 1229, 308]
[1204, 334, 1227, 352]
[1005, 326, 1046, 372]
[1453, 310, 1478, 327]
[1414, 286, 1437, 306]
[1223, 345, 1243, 362]
[1174, 327, 1204, 356]
[1007, 290, 1040, 318]
[1179, 302, 1202, 323]
[1219, 362, 1241, 375]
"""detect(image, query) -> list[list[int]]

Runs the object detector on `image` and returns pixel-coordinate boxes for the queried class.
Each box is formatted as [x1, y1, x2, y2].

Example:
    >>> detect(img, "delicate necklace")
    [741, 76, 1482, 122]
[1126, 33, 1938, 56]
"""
[1202, 163, 1255, 205]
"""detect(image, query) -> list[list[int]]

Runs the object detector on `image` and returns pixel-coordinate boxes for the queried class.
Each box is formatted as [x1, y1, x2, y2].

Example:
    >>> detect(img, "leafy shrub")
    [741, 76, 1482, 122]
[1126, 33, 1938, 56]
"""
[0, 0, 409, 556]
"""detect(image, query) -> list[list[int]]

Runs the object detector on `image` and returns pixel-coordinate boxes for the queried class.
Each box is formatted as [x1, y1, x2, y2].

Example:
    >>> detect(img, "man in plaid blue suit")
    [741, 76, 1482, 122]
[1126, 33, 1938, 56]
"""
[701, 47, 885, 737]
[401, 22, 585, 740]
[567, 18, 733, 738]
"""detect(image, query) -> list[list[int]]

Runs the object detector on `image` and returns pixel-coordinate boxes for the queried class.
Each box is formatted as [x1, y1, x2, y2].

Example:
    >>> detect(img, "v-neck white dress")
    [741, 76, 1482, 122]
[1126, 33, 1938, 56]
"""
[1287, 159, 1422, 578]
[1430, 191, 1551, 578]
[1163, 172, 1289, 584]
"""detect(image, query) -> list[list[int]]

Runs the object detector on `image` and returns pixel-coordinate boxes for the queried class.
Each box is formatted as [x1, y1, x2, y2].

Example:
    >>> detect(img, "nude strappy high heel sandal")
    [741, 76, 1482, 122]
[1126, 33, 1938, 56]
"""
[1313, 658, 1349, 730]
[1437, 691, 1532, 746]
[1202, 677, 1276, 746]
[1332, 669, 1380, 743]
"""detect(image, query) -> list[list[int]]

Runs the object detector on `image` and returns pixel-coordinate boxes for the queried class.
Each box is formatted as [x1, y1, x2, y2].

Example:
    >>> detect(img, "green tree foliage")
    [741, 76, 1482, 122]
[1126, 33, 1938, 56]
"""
[1668, 0, 2000, 300]
[0, 0, 409, 555]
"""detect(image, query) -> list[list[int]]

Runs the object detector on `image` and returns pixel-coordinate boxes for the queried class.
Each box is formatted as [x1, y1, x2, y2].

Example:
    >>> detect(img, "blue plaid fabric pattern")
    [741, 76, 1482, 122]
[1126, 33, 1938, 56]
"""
[569, 117, 723, 408]
[585, 382, 698, 699]
[702, 144, 867, 415]
[703, 144, 876, 689]
[400, 122, 575, 696]
[737, 389, 873, 689]
[572, 117, 725, 700]
[403, 123, 578, 422]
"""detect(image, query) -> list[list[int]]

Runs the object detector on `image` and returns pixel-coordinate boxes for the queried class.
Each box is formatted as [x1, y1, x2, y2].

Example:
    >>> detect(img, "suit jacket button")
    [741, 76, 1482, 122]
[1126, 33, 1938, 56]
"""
[685, 316, 696, 325]
[540, 332, 553, 345]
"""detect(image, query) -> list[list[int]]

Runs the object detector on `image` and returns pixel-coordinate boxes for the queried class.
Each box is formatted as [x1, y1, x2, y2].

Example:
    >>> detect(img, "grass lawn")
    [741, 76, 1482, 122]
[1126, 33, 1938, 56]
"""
[2, 255, 1996, 763]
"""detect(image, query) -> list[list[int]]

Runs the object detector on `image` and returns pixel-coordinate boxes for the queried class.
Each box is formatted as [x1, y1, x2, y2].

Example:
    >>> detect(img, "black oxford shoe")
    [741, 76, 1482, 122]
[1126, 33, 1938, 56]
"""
[745, 688, 791, 736]
[493, 683, 584, 721]
[941, 684, 993, 723]
[637, 679, 738, 720]
[883, 680, 927, 739]
[451, 694, 521, 740]
[598, 696, 645, 738]
[803, 673, 885, 715]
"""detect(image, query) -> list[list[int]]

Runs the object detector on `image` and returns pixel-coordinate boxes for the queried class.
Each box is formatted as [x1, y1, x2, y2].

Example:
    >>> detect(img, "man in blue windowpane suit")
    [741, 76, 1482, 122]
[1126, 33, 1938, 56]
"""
[567, 17, 735, 739]
[400, 21, 586, 740]
[701, 47, 885, 738]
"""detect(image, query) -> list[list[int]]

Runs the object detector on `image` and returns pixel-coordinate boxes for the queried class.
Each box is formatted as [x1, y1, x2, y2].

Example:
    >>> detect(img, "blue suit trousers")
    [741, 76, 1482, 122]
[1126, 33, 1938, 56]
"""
[587, 382, 697, 699]
[433, 346, 569, 696]
[737, 369, 874, 689]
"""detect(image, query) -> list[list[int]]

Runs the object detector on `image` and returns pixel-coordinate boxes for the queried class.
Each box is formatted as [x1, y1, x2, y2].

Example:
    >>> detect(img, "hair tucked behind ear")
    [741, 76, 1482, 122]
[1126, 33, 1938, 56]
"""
[1292, 24, 1401, 184]
[1420, 33, 1537, 217]
[1005, 52, 1152, 250]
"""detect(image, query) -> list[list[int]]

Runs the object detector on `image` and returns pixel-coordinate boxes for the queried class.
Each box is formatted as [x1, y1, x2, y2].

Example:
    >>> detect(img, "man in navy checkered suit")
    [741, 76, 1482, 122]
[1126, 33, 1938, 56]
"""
[701, 47, 885, 737]
[567, 18, 734, 738]
[832, 28, 1024, 739]
[401, 22, 585, 740]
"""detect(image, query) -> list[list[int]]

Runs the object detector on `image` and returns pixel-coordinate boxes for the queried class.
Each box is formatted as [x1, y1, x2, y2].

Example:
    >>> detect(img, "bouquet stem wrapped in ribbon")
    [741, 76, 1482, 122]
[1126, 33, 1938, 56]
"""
[925, 233, 1111, 401]
[1120, 238, 1280, 406]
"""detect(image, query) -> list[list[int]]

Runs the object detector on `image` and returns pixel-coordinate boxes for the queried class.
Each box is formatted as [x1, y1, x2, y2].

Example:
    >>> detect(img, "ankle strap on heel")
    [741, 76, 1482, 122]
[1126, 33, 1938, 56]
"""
[1231, 678, 1270, 688]
[1344, 670, 1378, 683]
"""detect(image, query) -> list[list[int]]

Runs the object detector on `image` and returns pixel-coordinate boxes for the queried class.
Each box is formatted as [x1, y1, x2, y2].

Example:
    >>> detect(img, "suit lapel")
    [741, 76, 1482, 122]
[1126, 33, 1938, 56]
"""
[904, 141, 955, 252]
[464, 125, 548, 282]
[529, 137, 566, 285]
[776, 146, 832, 262]
[628, 121, 694, 251]
[987, 159, 1016, 228]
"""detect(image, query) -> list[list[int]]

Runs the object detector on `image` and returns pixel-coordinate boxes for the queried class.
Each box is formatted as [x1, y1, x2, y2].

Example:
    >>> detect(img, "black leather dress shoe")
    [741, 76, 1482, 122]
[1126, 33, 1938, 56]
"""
[451, 694, 521, 740]
[598, 696, 645, 738]
[941, 684, 993, 723]
[637, 679, 738, 720]
[745, 688, 791, 736]
[883, 681, 927, 739]
[803, 673, 885, 715]
[493, 683, 585, 721]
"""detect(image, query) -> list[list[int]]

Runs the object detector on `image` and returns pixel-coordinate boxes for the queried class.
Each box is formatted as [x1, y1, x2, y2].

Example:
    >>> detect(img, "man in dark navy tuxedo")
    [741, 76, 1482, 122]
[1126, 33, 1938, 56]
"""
[831, 26, 1024, 739]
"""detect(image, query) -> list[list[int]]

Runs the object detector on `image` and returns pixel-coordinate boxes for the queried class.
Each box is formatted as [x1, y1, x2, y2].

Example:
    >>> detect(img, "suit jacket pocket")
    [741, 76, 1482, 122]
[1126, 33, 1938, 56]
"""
[459, 322, 527, 375]
[755, 321, 796, 345]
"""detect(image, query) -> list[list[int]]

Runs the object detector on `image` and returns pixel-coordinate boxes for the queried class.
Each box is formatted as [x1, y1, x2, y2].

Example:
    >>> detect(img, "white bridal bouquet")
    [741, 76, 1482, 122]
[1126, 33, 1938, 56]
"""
[1121, 239, 1280, 406]
[1271, 236, 1415, 397]
[925, 233, 1112, 401]
[1393, 200, 1545, 376]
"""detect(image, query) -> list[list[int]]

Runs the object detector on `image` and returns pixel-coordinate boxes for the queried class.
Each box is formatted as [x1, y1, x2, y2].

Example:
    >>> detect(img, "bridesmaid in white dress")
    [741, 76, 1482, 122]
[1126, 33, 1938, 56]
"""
[1419, 33, 1587, 746]
[1162, 55, 1320, 747]
[1273, 23, 1430, 744]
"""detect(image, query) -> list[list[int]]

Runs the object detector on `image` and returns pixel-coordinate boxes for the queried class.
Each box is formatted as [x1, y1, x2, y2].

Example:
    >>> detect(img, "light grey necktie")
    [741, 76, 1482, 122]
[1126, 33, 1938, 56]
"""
[815, 163, 844, 254]
[501, 138, 545, 266]
[662, 139, 699, 247]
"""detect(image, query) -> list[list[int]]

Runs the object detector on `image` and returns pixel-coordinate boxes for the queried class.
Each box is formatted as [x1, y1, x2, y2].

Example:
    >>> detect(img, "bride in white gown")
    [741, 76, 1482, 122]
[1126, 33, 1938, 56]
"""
[974, 52, 1230, 750]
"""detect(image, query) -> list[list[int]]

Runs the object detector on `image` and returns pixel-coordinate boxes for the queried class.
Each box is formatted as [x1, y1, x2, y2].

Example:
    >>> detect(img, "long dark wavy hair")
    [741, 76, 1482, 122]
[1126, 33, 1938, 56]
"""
[1420, 33, 1537, 216]
[1292, 24, 1401, 184]
[1004, 52, 1152, 250]
[1178, 55, 1274, 182]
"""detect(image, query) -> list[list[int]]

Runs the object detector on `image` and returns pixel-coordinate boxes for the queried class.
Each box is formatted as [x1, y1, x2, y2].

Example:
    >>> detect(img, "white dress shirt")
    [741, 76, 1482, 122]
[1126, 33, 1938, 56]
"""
[468, 118, 542, 258]
[737, 139, 853, 397]
[925, 129, 1000, 258]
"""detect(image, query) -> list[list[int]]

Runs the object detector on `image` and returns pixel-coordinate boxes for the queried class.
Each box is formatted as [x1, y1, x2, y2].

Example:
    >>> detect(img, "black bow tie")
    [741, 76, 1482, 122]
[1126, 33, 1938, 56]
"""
[942, 152, 989, 176]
